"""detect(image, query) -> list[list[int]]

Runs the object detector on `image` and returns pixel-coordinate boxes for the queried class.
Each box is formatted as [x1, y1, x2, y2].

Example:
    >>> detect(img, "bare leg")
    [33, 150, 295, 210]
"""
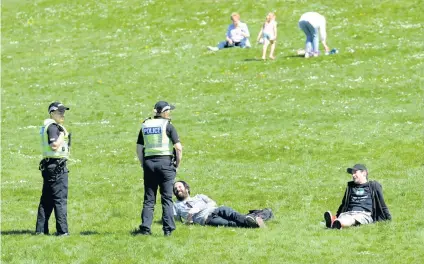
[262, 40, 269, 60]
[269, 40, 276, 59]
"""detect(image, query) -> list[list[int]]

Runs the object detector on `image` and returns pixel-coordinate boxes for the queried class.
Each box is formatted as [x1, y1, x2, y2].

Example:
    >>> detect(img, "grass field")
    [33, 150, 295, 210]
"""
[1, 0, 424, 263]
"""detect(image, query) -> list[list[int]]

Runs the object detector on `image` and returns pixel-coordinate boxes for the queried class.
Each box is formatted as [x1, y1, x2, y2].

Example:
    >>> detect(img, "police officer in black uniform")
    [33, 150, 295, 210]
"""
[136, 101, 183, 236]
[36, 102, 71, 236]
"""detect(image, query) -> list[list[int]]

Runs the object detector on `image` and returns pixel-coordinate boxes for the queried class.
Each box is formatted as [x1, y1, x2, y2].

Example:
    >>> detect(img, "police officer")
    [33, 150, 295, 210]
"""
[136, 101, 183, 236]
[36, 102, 71, 236]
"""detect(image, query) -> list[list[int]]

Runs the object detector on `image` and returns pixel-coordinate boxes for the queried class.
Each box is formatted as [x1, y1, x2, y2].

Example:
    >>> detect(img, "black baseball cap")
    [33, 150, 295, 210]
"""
[154, 101, 175, 113]
[347, 164, 367, 174]
[48, 102, 70, 114]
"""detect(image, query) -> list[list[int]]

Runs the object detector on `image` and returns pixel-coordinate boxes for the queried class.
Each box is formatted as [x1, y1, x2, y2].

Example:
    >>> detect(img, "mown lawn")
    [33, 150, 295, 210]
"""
[1, 0, 423, 263]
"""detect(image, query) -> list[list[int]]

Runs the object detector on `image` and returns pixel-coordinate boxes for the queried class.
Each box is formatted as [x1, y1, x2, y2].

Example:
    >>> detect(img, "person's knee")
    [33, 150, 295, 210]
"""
[337, 217, 354, 227]
[143, 199, 156, 207]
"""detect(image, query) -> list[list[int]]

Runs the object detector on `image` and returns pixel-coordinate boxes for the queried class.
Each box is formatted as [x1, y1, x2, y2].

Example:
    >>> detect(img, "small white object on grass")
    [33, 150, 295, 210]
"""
[207, 46, 219, 51]
[297, 49, 306, 55]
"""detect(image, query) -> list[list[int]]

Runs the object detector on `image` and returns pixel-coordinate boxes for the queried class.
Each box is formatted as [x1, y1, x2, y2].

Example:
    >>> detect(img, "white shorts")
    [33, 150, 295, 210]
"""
[337, 211, 373, 226]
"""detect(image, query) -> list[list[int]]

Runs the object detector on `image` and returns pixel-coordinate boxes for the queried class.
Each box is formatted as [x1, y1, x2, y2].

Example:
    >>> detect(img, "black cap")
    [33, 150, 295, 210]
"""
[347, 164, 367, 174]
[48, 102, 70, 114]
[154, 101, 175, 113]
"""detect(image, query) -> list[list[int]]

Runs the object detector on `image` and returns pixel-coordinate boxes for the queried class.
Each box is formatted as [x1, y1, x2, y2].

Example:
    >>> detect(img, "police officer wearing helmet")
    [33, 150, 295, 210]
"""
[36, 102, 71, 236]
[136, 101, 183, 236]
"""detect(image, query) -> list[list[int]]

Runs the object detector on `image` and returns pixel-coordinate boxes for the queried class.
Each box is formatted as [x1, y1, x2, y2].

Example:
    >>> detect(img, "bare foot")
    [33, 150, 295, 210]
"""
[262, 56, 266, 60]
[269, 56, 275, 60]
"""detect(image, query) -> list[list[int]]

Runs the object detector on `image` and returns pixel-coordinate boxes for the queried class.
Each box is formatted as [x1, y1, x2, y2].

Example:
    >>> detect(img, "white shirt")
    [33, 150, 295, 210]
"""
[299, 12, 327, 41]
[174, 194, 218, 225]
[226, 22, 250, 42]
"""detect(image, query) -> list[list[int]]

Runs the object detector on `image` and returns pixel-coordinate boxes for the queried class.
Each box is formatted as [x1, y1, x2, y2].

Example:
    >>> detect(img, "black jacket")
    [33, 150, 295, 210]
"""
[336, 180, 392, 222]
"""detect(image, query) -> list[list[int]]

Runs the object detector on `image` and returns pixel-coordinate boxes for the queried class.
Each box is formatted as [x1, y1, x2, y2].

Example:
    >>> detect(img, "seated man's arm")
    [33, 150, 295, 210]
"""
[375, 182, 392, 220]
[173, 204, 183, 222]
[336, 188, 348, 217]
[201, 195, 217, 207]
[241, 23, 250, 38]
[185, 195, 216, 224]
[226, 25, 233, 44]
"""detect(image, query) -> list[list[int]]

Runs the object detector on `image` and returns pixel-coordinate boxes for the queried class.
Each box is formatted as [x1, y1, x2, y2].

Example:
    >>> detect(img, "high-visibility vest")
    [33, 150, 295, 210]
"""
[142, 118, 173, 157]
[40, 119, 70, 158]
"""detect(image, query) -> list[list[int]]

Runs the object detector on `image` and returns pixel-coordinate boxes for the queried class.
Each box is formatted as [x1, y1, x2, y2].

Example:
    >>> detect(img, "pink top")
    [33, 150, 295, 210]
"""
[263, 20, 276, 35]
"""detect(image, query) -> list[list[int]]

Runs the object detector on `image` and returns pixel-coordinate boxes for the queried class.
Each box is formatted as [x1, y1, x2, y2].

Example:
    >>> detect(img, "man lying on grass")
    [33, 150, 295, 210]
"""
[324, 164, 392, 229]
[173, 181, 265, 228]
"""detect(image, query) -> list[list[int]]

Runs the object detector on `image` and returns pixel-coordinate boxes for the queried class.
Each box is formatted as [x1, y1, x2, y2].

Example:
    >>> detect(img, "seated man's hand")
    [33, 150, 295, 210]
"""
[186, 213, 195, 224]
[228, 39, 233, 45]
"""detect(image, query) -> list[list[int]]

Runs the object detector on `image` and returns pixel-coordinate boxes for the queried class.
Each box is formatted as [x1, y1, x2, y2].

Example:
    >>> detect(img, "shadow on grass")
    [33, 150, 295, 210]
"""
[281, 54, 305, 58]
[1, 229, 34, 235]
[80, 231, 101, 236]
[130, 228, 150, 236]
[243, 58, 263, 62]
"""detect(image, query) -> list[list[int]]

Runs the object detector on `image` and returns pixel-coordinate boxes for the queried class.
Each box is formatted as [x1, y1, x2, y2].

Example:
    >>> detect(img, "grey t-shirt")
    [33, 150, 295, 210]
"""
[173, 194, 218, 225]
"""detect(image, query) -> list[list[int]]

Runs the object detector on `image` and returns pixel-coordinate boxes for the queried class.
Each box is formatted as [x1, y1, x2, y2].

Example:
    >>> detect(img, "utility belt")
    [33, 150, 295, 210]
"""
[144, 155, 173, 160]
[39, 158, 68, 181]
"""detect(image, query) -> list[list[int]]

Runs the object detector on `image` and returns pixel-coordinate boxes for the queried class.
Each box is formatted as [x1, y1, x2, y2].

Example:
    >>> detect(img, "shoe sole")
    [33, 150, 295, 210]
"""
[246, 216, 266, 228]
[324, 211, 333, 228]
[332, 220, 342, 229]
[255, 217, 266, 228]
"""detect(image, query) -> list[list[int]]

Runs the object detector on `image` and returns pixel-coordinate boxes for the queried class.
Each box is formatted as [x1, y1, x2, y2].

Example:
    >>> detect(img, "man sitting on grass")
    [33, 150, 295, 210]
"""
[173, 181, 265, 228]
[324, 164, 392, 229]
[207, 12, 251, 51]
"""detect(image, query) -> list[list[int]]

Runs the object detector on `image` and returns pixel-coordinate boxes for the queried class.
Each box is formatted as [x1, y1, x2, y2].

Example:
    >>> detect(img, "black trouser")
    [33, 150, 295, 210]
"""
[223, 41, 242, 48]
[140, 156, 176, 233]
[205, 206, 251, 227]
[36, 158, 68, 235]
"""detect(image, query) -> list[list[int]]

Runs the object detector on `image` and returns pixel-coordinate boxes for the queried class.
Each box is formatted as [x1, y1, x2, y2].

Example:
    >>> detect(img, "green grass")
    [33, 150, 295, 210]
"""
[1, 0, 424, 263]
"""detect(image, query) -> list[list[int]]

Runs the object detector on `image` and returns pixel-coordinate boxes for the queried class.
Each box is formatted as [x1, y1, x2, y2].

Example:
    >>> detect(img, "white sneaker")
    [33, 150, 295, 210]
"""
[304, 52, 310, 58]
[207, 46, 219, 51]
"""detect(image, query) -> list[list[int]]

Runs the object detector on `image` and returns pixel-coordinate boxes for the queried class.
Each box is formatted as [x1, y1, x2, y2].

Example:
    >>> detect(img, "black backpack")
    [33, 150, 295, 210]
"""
[247, 208, 274, 221]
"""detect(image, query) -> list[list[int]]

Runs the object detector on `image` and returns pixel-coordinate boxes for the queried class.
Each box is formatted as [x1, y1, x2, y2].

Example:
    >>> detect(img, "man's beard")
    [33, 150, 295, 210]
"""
[175, 190, 188, 201]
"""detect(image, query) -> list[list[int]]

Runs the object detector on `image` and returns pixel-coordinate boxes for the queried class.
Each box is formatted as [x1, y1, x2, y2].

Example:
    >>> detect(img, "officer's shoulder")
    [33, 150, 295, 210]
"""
[142, 117, 152, 123]
[47, 122, 60, 129]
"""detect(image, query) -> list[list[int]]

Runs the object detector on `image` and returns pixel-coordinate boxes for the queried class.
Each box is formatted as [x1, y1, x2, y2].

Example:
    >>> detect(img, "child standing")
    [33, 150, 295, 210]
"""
[257, 12, 277, 60]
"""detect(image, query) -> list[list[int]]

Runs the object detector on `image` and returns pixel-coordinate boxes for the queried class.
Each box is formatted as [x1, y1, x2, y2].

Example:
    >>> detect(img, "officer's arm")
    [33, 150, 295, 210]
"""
[48, 125, 65, 151]
[167, 123, 182, 168]
[136, 128, 145, 166]
[174, 142, 182, 168]
[136, 144, 144, 166]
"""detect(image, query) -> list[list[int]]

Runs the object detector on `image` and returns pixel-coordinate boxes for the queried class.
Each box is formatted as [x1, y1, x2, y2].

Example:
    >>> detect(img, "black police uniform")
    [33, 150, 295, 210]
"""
[36, 123, 69, 235]
[137, 116, 180, 235]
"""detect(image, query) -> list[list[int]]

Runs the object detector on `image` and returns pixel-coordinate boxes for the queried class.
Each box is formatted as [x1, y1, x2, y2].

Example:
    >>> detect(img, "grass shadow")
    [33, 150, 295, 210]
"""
[1, 229, 34, 235]
[80, 231, 101, 236]
[243, 58, 263, 62]
[281, 54, 305, 58]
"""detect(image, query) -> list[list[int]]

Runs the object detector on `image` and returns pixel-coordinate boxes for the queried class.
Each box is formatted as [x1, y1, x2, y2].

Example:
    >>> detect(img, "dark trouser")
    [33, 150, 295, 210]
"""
[205, 206, 250, 228]
[222, 41, 242, 48]
[36, 159, 69, 235]
[140, 156, 176, 233]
